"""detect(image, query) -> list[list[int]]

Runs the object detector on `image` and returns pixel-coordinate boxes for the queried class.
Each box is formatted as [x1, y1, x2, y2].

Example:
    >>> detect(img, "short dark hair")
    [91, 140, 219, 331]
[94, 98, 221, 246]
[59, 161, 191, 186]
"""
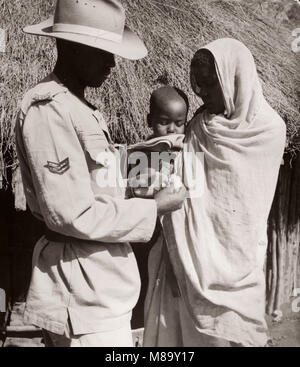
[56, 38, 79, 59]
[173, 87, 189, 112]
[149, 86, 189, 115]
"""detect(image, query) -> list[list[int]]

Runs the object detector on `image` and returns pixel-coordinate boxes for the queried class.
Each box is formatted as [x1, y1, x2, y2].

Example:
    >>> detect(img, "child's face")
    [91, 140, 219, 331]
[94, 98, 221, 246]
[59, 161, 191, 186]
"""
[148, 99, 187, 137]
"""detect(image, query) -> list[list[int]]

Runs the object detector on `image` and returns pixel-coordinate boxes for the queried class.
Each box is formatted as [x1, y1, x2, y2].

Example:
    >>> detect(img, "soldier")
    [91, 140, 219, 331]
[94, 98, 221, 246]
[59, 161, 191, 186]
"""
[15, 0, 186, 347]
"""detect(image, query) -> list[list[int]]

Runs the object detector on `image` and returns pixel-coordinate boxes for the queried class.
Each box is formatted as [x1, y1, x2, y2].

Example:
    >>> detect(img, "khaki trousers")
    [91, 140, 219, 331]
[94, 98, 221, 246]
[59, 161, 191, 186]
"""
[42, 323, 133, 347]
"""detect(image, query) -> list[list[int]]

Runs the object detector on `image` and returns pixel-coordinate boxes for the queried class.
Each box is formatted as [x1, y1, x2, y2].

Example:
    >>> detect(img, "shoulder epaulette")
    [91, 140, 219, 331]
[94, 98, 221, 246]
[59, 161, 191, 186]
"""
[32, 92, 53, 103]
[20, 77, 68, 116]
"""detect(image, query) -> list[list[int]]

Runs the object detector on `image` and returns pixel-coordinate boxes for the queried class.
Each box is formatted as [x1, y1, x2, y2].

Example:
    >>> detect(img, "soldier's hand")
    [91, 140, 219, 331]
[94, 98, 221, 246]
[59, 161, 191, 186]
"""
[129, 169, 169, 198]
[154, 184, 186, 216]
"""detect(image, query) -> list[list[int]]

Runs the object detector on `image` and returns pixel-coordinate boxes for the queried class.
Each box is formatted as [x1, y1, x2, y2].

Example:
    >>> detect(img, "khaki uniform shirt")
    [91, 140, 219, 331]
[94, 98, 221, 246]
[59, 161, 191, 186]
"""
[15, 73, 157, 335]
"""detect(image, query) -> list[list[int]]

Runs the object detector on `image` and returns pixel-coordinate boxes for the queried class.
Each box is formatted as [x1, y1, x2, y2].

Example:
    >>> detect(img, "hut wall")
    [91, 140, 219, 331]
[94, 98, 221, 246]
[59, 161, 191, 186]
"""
[267, 153, 300, 314]
[0, 183, 44, 330]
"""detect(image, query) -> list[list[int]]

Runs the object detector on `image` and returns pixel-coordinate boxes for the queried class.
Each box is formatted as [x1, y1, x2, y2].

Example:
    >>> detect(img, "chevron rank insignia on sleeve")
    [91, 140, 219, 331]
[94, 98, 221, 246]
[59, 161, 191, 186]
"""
[44, 157, 70, 174]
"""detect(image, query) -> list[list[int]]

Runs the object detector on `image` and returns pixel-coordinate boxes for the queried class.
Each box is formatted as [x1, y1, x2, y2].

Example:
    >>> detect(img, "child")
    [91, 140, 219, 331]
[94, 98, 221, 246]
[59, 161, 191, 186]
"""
[129, 86, 189, 329]
[147, 86, 188, 138]
[128, 86, 188, 195]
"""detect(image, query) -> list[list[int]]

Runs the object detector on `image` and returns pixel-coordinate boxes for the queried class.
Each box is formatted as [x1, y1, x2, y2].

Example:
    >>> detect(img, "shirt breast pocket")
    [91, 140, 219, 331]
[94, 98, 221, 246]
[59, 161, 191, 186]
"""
[81, 132, 123, 192]
[82, 133, 112, 170]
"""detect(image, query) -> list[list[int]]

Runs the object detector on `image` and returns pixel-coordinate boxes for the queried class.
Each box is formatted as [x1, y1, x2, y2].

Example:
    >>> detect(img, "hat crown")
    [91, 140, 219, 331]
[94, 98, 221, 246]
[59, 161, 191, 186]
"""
[54, 0, 125, 37]
[23, 0, 148, 60]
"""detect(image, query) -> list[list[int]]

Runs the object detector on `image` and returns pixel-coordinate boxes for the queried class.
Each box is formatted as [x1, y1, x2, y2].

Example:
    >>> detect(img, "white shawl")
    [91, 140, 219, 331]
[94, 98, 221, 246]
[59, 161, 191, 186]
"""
[160, 38, 286, 346]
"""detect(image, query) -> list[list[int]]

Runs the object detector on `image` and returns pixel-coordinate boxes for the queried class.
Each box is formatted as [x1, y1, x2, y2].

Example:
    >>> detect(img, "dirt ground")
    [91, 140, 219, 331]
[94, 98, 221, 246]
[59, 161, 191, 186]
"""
[266, 301, 300, 347]
[2, 300, 300, 347]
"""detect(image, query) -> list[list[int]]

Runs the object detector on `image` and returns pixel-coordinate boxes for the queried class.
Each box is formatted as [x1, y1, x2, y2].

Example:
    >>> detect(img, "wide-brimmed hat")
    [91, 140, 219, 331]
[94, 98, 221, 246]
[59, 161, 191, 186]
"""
[23, 0, 147, 60]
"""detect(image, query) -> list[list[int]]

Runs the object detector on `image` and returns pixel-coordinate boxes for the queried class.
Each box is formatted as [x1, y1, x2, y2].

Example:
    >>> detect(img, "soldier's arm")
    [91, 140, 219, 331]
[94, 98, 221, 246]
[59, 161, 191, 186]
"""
[20, 100, 158, 243]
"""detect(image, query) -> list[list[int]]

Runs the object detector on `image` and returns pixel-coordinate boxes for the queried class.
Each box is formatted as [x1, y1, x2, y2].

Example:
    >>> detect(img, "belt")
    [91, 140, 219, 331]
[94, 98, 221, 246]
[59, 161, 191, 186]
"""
[44, 227, 77, 243]
[44, 228, 107, 245]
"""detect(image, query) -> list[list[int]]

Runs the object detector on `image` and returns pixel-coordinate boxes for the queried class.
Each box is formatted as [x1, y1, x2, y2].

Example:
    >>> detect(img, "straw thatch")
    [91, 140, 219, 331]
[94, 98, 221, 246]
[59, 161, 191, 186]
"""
[0, 0, 299, 322]
[0, 0, 299, 189]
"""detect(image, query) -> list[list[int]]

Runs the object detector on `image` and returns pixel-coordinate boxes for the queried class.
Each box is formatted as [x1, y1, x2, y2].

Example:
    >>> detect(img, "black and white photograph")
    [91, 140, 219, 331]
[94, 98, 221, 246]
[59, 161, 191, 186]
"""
[0, 0, 299, 350]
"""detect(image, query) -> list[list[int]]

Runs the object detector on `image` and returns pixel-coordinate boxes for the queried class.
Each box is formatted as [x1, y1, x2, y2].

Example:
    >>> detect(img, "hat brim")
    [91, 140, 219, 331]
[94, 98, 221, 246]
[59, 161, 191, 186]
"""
[23, 17, 147, 60]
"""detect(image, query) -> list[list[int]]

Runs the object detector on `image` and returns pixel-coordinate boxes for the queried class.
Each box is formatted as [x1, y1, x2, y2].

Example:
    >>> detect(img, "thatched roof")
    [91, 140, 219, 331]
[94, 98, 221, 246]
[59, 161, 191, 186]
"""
[0, 0, 299, 188]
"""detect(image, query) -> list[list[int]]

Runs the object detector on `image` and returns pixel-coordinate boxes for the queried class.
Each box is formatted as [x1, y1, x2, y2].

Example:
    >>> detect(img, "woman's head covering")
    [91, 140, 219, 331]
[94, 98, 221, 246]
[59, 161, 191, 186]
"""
[191, 38, 264, 129]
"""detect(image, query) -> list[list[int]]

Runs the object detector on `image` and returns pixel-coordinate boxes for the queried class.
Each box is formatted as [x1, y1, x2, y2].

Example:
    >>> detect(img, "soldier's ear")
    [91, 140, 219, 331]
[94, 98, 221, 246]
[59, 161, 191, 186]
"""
[147, 114, 152, 128]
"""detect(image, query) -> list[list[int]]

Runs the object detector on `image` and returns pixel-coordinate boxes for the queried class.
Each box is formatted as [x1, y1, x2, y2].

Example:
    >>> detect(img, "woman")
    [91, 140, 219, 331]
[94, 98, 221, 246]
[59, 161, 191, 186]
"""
[143, 38, 286, 347]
